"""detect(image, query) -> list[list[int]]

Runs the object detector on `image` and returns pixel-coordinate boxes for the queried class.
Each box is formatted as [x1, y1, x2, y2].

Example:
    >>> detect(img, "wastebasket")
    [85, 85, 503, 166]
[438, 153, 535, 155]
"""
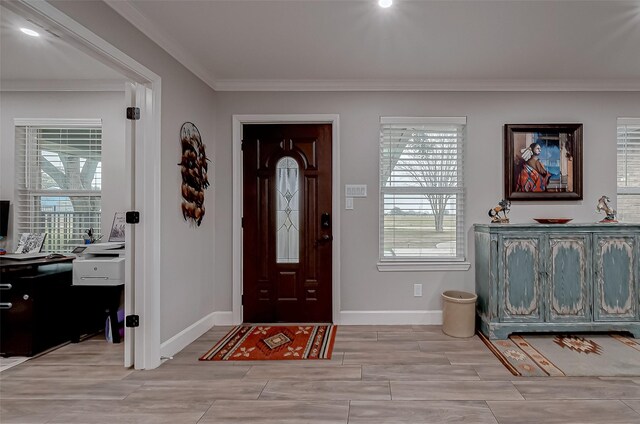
[441, 290, 478, 338]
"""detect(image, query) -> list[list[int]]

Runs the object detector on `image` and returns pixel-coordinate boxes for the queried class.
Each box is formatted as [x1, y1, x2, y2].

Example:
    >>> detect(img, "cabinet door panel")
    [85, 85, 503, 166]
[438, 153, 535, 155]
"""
[548, 235, 591, 322]
[500, 237, 542, 322]
[594, 236, 637, 321]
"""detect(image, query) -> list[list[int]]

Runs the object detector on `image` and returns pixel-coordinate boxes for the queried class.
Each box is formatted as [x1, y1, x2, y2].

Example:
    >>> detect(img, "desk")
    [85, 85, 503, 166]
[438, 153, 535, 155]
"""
[0, 255, 122, 356]
[0, 255, 75, 270]
[0, 256, 74, 356]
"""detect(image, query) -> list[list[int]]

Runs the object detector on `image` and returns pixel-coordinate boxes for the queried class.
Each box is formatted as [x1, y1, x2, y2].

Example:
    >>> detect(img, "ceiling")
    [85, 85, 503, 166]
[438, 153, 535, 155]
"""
[2, 1, 639, 91]
[0, 5, 126, 89]
[106, 0, 640, 91]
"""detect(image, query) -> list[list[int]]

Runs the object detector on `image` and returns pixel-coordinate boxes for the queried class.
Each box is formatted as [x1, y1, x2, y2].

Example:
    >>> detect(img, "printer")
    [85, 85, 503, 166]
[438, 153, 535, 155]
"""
[72, 242, 125, 286]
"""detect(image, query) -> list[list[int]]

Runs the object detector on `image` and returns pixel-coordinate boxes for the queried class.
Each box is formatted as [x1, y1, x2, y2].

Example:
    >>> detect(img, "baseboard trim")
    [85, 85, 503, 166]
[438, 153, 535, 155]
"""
[160, 309, 441, 355]
[160, 312, 215, 358]
[338, 310, 443, 325]
[212, 311, 234, 326]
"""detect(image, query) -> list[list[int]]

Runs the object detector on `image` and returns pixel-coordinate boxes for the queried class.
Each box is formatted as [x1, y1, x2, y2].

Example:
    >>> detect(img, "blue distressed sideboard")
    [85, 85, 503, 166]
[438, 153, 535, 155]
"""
[474, 223, 640, 339]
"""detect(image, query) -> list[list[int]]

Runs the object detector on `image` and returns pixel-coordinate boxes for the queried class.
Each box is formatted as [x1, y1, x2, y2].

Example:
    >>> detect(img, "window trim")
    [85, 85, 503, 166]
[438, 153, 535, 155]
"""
[617, 117, 640, 222]
[378, 116, 468, 271]
[14, 118, 103, 252]
[376, 261, 471, 272]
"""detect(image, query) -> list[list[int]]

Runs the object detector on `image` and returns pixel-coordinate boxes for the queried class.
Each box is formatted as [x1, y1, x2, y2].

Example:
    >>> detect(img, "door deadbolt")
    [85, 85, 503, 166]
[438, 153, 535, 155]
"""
[321, 212, 331, 228]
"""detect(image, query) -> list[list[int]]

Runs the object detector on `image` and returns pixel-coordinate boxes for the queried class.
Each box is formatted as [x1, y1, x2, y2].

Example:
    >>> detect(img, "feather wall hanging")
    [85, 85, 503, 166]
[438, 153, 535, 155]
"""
[178, 122, 210, 226]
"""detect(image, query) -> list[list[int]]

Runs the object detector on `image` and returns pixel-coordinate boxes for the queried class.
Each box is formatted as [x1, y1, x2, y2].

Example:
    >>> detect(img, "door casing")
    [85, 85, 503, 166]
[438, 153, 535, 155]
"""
[7, 0, 163, 370]
[232, 115, 341, 325]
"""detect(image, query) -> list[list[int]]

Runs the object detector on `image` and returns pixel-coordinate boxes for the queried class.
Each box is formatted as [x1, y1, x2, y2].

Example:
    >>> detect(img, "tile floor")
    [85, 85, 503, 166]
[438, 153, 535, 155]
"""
[1, 325, 639, 423]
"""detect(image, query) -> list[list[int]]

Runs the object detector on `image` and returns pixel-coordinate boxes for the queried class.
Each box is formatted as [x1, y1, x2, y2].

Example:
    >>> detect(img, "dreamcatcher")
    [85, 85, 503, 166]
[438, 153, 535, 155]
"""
[178, 122, 210, 226]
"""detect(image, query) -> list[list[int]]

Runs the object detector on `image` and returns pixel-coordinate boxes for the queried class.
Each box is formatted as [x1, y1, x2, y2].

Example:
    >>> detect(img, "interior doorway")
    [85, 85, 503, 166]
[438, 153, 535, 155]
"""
[242, 124, 333, 322]
[2, 0, 162, 369]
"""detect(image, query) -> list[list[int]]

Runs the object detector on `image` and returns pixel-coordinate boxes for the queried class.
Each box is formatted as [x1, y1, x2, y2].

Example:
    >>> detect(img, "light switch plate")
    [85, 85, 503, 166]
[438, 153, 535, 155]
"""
[414, 284, 423, 297]
[345, 197, 354, 210]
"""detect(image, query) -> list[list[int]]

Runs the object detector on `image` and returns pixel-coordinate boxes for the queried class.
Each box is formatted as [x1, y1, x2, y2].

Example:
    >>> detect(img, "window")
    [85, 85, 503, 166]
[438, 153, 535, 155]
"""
[617, 118, 640, 223]
[379, 117, 467, 270]
[276, 156, 300, 263]
[15, 119, 102, 252]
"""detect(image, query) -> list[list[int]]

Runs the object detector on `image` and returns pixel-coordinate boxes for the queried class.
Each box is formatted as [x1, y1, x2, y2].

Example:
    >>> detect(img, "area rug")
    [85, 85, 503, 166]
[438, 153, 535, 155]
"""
[479, 332, 640, 377]
[199, 325, 337, 361]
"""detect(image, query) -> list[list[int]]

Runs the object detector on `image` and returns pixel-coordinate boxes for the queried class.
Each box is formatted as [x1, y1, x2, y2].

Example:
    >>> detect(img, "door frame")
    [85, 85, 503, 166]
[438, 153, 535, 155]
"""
[232, 115, 341, 324]
[6, 0, 163, 369]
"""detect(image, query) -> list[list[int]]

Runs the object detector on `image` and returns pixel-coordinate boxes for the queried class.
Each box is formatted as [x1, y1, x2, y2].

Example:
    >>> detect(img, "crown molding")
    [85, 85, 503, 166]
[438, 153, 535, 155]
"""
[104, 0, 217, 90]
[1, 79, 127, 92]
[99, 1, 640, 94]
[213, 78, 640, 92]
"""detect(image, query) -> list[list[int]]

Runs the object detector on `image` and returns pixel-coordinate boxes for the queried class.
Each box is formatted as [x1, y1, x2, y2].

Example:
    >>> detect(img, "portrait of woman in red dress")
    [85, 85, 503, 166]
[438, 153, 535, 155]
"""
[504, 124, 583, 201]
[515, 142, 552, 192]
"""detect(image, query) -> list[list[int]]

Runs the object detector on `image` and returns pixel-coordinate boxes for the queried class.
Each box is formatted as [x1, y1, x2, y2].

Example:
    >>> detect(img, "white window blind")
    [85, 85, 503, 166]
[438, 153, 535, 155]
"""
[617, 118, 640, 223]
[15, 120, 102, 252]
[379, 117, 466, 262]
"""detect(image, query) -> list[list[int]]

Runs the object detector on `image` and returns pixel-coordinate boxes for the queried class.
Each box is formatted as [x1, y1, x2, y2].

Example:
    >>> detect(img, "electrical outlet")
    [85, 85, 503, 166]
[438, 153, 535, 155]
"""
[414, 283, 423, 297]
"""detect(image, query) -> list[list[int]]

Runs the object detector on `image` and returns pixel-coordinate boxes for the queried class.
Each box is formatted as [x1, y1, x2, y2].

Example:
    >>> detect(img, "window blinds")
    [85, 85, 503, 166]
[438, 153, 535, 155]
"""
[617, 118, 640, 223]
[379, 117, 466, 261]
[15, 121, 102, 252]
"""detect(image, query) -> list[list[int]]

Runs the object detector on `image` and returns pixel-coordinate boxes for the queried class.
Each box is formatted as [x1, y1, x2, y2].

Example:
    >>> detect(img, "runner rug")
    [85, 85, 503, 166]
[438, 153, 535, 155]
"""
[199, 325, 337, 361]
[479, 332, 640, 377]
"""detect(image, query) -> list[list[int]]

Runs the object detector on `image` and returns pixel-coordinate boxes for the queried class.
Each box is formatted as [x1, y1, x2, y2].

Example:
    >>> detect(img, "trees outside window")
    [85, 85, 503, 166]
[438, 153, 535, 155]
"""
[16, 123, 102, 252]
[379, 118, 465, 262]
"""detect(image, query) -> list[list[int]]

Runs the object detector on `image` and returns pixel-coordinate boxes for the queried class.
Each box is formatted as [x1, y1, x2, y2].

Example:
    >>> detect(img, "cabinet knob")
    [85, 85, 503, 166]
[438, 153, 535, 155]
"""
[23, 294, 30, 300]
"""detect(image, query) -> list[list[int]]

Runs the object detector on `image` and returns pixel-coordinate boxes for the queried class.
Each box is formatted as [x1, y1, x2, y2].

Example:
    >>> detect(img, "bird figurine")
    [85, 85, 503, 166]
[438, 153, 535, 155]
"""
[488, 199, 511, 223]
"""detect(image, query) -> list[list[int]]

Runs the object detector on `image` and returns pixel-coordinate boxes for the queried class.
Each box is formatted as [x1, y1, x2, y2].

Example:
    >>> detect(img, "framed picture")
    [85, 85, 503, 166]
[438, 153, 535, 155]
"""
[108, 212, 126, 242]
[504, 123, 583, 201]
[15, 233, 47, 253]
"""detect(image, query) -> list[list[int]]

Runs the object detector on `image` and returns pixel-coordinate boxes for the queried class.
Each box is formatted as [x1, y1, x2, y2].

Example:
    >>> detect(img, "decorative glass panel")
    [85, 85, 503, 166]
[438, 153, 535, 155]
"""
[276, 157, 300, 263]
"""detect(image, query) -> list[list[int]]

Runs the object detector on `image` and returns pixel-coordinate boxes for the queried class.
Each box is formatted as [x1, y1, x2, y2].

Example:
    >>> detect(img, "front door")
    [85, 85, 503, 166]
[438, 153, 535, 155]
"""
[242, 124, 332, 322]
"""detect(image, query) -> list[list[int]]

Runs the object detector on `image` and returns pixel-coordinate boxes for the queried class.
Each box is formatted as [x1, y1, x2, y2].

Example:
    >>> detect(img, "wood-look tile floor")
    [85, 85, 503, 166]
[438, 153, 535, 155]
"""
[1, 325, 640, 423]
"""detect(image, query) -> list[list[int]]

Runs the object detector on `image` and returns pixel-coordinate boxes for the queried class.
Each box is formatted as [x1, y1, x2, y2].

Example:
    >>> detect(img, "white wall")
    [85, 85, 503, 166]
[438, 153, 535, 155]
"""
[52, 0, 217, 343]
[0, 90, 126, 249]
[214, 91, 640, 318]
[42, 2, 640, 328]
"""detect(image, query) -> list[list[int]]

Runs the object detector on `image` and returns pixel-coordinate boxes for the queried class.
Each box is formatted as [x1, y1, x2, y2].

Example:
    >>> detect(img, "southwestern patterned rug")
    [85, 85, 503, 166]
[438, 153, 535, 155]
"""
[479, 332, 640, 377]
[199, 325, 337, 361]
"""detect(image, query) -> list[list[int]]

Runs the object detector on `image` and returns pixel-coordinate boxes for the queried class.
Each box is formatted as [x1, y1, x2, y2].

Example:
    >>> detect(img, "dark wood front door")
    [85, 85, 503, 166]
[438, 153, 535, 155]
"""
[242, 124, 332, 323]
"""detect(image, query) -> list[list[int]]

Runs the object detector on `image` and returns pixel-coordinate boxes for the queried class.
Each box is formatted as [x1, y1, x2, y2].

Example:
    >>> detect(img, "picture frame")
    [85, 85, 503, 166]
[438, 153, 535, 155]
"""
[15, 233, 47, 253]
[504, 123, 583, 201]
[108, 212, 126, 242]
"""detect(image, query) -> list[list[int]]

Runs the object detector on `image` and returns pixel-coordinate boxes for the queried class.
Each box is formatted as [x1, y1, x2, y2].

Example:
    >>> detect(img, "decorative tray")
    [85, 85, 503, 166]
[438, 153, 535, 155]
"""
[533, 218, 573, 224]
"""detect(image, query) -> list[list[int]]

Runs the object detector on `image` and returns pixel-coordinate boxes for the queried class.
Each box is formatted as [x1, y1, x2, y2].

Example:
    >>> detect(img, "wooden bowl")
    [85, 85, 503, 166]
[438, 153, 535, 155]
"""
[533, 218, 573, 224]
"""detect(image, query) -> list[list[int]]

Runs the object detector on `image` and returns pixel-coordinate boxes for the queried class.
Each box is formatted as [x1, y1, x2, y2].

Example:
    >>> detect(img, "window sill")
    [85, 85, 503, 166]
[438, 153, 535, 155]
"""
[376, 261, 471, 272]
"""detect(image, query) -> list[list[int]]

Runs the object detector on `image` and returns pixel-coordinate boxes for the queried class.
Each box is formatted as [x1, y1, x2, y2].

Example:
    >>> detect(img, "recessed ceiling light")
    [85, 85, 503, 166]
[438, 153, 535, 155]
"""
[379, 0, 393, 8]
[19, 27, 40, 37]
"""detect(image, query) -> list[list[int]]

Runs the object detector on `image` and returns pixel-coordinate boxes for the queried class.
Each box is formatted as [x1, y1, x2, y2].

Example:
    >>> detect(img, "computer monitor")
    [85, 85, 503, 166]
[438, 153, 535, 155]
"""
[0, 201, 9, 238]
